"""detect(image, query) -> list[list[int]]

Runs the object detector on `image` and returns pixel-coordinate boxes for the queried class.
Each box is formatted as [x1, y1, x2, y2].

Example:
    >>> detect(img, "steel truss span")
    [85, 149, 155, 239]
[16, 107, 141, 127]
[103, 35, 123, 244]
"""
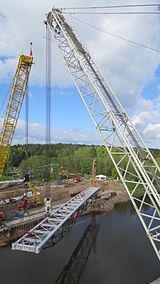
[12, 187, 100, 253]
[46, 8, 160, 260]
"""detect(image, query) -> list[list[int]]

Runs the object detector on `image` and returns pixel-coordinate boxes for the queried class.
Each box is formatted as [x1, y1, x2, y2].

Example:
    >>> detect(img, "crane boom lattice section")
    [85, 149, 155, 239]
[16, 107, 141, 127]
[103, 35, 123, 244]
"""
[46, 9, 160, 260]
[0, 55, 33, 177]
[12, 187, 100, 253]
[28, 181, 41, 205]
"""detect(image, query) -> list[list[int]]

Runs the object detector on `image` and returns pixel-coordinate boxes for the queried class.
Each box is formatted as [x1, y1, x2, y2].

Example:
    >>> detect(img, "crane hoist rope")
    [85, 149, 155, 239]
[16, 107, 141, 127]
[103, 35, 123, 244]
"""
[46, 8, 160, 260]
[0, 51, 33, 177]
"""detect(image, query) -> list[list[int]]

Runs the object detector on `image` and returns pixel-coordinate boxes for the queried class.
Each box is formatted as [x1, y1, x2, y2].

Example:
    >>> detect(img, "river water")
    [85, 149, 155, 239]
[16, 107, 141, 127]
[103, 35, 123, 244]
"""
[0, 202, 159, 284]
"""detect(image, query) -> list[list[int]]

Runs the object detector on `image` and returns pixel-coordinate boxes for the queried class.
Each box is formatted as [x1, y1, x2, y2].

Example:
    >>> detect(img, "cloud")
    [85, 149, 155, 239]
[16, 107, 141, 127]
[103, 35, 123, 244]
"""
[0, 12, 6, 21]
[0, 0, 160, 96]
[131, 96, 160, 147]
[132, 98, 156, 129]
[132, 111, 154, 129]
[143, 123, 160, 148]
[0, 57, 18, 83]
[0, 116, 100, 145]
[0, 0, 160, 147]
[12, 119, 101, 145]
[87, 13, 160, 109]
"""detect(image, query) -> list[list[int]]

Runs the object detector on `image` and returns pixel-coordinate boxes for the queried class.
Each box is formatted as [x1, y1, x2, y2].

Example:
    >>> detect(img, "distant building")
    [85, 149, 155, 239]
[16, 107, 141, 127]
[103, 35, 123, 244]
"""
[96, 174, 107, 181]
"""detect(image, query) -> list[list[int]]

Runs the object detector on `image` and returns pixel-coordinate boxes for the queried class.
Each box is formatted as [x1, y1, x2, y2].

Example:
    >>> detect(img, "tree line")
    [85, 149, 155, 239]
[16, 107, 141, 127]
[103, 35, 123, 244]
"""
[2, 143, 160, 181]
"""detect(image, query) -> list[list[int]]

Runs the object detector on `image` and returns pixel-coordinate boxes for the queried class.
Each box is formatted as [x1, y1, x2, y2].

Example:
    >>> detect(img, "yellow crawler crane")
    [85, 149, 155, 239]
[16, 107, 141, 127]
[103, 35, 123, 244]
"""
[0, 53, 33, 177]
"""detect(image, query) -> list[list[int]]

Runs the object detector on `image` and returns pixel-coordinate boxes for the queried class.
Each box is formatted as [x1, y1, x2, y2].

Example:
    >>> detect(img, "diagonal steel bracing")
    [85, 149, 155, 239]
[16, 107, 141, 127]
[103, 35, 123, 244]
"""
[12, 187, 99, 253]
[46, 9, 160, 260]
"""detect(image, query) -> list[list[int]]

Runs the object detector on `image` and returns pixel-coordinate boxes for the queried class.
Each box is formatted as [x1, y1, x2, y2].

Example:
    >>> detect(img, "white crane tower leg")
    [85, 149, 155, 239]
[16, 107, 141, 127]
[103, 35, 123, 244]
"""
[46, 9, 160, 260]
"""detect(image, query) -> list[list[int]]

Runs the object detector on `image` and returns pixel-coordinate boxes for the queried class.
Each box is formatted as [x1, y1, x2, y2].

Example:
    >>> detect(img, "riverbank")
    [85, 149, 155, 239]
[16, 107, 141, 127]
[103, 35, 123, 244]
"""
[0, 180, 129, 247]
[87, 180, 129, 213]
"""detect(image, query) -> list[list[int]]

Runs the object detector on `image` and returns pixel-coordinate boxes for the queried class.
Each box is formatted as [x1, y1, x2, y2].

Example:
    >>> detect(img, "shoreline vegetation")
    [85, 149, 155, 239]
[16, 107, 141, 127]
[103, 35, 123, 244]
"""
[0, 143, 159, 200]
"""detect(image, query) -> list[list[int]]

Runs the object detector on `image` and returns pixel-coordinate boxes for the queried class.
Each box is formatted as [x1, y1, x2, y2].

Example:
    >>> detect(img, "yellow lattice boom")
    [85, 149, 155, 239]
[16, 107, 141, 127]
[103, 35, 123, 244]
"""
[0, 54, 33, 177]
[28, 181, 41, 205]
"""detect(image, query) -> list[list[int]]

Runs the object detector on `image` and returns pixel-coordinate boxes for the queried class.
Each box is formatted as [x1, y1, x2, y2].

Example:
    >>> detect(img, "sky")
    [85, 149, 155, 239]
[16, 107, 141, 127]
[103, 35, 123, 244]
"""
[0, 0, 160, 147]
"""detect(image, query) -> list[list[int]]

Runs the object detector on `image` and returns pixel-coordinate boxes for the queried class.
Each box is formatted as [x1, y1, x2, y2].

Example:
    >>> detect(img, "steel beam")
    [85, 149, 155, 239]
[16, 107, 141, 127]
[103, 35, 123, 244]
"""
[46, 9, 160, 260]
[12, 187, 99, 253]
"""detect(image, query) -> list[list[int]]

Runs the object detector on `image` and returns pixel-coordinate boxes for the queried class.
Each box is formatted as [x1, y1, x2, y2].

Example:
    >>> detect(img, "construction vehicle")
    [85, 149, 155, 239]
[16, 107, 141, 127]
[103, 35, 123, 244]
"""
[28, 181, 41, 205]
[0, 46, 33, 219]
[17, 197, 38, 211]
[22, 173, 41, 208]
[0, 46, 41, 208]
[0, 45, 33, 178]
[0, 212, 5, 220]
[17, 175, 41, 211]
[46, 9, 160, 260]
[69, 159, 81, 183]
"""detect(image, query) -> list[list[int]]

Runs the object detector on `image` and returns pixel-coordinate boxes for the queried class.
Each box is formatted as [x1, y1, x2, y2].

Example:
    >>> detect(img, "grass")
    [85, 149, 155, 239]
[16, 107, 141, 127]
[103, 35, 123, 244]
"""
[126, 182, 160, 198]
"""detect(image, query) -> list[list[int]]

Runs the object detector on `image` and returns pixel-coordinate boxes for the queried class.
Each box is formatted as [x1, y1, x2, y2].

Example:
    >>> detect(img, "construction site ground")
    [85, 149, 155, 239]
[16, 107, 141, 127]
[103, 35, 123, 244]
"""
[0, 179, 129, 246]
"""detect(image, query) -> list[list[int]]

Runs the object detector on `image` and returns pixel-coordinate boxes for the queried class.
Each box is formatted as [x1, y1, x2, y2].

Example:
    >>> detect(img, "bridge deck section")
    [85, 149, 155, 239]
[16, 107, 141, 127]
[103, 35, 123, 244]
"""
[12, 187, 99, 253]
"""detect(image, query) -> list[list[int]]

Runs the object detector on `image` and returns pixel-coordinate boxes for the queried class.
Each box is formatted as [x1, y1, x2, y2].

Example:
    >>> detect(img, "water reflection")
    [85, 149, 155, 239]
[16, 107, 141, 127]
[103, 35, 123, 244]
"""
[0, 204, 159, 284]
[54, 217, 100, 284]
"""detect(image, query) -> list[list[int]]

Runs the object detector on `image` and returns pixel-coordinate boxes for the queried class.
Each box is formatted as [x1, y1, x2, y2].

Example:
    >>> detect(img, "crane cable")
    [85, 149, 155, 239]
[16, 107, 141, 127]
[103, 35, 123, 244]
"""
[46, 24, 51, 147]
[60, 3, 160, 10]
[61, 3, 160, 14]
[69, 15, 160, 53]
[24, 42, 33, 174]
[0, 83, 12, 121]
[24, 84, 30, 172]
[63, 11, 160, 15]
[45, 23, 52, 188]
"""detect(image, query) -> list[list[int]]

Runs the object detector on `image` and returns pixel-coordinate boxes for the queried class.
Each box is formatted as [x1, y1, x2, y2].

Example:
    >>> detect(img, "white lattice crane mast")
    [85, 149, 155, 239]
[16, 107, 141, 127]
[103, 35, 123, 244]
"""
[46, 9, 160, 260]
[0, 51, 33, 177]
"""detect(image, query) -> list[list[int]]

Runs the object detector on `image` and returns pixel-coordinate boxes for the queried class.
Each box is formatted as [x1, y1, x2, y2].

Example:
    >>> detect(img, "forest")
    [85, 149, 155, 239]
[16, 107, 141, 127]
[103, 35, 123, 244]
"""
[2, 143, 160, 181]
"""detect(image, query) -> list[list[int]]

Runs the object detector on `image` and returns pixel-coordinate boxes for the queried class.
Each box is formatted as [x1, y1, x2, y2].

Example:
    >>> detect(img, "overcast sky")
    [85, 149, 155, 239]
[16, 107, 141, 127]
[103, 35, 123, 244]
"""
[0, 0, 160, 147]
